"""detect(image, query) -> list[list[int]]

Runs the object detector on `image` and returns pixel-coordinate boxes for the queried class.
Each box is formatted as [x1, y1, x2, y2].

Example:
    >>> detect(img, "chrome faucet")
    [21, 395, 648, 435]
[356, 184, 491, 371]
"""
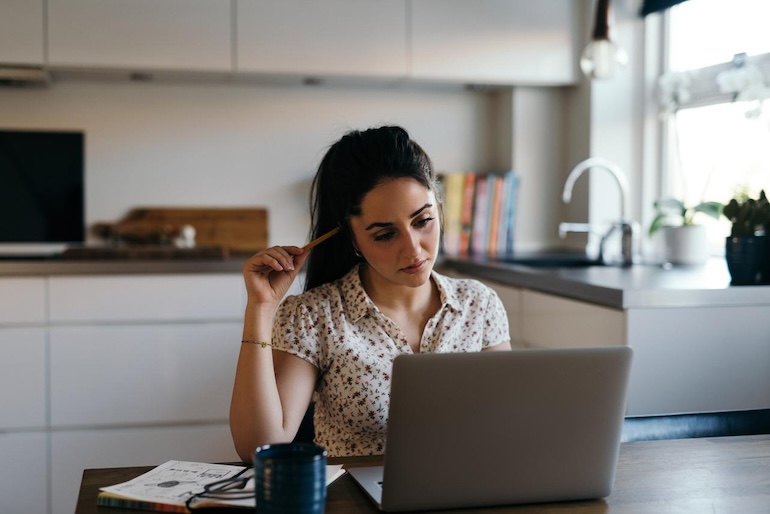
[559, 157, 637, 266]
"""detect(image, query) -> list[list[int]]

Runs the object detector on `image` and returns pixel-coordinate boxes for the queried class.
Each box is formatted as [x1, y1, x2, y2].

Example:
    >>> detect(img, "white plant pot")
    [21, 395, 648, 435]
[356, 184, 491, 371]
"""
[661, 225, 710, 265]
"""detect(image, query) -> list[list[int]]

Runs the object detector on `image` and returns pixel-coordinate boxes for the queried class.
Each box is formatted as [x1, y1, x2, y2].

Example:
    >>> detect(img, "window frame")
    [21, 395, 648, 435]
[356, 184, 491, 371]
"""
[653, 9, 770, 243]
[657, 3, 770, 189]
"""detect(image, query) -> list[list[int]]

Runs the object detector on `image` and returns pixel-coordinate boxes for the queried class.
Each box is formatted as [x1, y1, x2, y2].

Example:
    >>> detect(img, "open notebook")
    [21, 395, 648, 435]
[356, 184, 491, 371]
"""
[348, 346, 633, 512]
[98, 460, 345, 512]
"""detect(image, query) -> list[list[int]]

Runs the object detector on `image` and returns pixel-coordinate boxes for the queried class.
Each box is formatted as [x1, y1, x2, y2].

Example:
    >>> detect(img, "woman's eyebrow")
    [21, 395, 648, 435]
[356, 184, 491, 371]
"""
[365, 203, 433, 231]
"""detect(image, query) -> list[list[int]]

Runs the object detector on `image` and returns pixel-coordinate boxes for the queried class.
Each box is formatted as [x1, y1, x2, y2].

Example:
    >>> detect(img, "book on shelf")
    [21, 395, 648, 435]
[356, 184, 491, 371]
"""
[503, 171, 520, 255]
[438, 170, 519, 258]
[438, 172, 466, 256]
[487, 174, 504, 256]
[470, 174, 490, 256]
[96, 459, 346, 512]
[459, 172, 477, 255]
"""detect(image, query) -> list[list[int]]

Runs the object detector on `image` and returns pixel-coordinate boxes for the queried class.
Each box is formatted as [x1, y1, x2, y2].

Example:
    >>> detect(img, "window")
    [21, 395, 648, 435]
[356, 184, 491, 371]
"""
[669, 0, 770, 70]
[661, 0, 770, 249]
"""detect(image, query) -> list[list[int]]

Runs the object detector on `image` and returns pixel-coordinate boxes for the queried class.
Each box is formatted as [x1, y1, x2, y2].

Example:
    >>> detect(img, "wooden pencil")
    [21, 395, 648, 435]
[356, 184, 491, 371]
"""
[302, 227, 340, 250]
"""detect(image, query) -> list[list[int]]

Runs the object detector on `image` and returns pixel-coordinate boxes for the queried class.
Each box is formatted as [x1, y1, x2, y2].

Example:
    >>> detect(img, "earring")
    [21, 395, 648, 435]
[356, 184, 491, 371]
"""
[354, 249, 363, 258]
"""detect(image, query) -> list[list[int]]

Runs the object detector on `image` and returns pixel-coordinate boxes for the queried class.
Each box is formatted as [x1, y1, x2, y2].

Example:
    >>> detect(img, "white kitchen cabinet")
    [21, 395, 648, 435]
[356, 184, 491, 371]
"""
[236, 0, 408, 78]
[48, 274, 244, 427]
[626, 305, 770, 417]
[0, 278, 48, 514]
[0, 272, 244, 514]
[46, 274, 244, 514]
[48, 274, 244, 323]
[47, 0, 231, 71]
[0, 278, 47, 431]
[0, 0, 44, 65]
[51, 425, 239, 514]
[0, 277, 46, 323]
[50, 322, 241, 426]
[0, 328, 46, 430]
[520, 289, 625, 348]
[0, 432, 48, 514]
[410, 0, 578, 85]
[517, 294, 770, 417]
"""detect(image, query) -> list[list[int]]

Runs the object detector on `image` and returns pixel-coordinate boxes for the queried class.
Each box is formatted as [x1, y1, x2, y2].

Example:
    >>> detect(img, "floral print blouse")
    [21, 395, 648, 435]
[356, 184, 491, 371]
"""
[271, 265, 510, 457]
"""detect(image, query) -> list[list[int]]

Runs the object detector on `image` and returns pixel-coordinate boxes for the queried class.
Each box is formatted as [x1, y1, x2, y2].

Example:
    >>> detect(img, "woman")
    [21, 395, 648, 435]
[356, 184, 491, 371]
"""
[230, 126, 511, 461]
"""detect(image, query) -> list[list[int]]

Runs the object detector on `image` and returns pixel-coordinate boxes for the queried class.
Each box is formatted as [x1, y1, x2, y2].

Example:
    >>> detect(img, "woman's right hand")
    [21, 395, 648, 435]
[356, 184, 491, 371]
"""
[242, 245, 310, 306]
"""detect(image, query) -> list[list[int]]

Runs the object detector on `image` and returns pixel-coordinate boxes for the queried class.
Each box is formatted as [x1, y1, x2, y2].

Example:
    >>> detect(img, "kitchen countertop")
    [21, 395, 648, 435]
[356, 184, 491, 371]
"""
[0, 254, 246, 276]
[441, 256, 770, 309]
[4, 252, 769, 310]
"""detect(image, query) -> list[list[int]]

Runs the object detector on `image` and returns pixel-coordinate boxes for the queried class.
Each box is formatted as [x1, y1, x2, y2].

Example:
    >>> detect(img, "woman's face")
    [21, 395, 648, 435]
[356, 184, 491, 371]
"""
[349, 177, 440, 289]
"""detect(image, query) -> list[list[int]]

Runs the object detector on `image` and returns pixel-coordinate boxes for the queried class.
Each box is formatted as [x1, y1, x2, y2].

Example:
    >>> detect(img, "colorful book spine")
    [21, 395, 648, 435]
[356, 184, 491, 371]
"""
[505, 171, 520, 255]
[439, 172, 466, 256]
[496, 172, 511, 257]
[459, 172, 476, 255]
[471, 174, 489, 256]
[438, 170, 519, 258]
[487, 174, 504, 256]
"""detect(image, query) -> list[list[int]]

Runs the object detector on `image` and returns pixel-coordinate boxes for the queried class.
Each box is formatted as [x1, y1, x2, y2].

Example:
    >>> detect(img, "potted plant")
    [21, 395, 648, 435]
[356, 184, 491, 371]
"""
[722, 190, 770, 285]
[648, 197, 723, 265]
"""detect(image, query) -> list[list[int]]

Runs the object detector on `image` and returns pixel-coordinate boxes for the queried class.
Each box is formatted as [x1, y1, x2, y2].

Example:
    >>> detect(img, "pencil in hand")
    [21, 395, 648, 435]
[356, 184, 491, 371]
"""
[302, 227, 340, 250]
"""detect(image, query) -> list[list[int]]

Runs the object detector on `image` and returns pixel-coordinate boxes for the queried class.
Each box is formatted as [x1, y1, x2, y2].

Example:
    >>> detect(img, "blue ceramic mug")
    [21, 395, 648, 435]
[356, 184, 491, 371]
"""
[255, 443, 327, 514]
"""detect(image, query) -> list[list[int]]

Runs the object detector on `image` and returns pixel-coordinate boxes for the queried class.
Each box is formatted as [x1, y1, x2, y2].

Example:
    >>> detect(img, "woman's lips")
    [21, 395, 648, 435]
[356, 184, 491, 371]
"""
[401, 260, 428, 274]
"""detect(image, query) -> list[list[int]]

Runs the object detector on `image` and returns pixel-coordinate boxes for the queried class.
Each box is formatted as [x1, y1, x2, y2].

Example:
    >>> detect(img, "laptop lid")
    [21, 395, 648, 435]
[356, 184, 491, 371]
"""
[350, 346, 633, 512]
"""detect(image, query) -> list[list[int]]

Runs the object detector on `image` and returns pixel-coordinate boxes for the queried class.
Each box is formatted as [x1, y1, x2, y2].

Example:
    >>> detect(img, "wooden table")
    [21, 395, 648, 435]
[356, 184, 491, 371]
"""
[76, 434, 770, 513]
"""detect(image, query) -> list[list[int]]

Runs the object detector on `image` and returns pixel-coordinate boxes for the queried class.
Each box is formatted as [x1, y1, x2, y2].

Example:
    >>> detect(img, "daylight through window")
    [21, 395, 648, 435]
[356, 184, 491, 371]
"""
[662, 0, 770, 249]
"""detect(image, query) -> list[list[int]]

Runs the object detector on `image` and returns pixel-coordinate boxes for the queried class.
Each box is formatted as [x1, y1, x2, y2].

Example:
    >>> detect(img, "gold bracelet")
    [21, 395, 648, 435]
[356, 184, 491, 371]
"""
[241, 340, 271, 348]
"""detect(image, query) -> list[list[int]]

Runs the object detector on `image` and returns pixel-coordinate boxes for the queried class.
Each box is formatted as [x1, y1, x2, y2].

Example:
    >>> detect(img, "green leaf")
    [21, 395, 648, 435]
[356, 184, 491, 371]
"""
[648, 213, 668, 237]
[651, 197, 723, 235]
[654, 197, 686, 217]
[692, 201, 723, 221]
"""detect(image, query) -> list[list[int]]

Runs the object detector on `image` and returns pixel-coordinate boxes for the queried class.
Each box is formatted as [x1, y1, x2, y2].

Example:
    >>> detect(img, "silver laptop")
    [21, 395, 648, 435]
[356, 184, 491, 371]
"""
[348, 346, 633, 512]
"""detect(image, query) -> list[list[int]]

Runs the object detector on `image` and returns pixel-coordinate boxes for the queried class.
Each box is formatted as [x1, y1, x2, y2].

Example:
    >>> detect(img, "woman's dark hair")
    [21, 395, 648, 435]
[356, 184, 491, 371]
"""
[304, 125, 438, 291]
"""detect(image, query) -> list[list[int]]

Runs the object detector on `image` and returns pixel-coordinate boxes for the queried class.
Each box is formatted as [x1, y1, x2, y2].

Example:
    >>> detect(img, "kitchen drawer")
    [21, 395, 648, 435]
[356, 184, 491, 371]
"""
[0, 432, 48, 514]
[49, 322, 241, 426]
[520, 289, 625, 348]
[626, 306, 770, 416]
[48, 274, 244, 323]
[0, 277, 46, 324]
[0, 328, 47, 430]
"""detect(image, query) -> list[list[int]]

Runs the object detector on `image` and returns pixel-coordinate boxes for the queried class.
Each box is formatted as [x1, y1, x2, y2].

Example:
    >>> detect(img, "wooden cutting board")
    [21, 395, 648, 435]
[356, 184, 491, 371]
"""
[108, 207, 268, 253]
[61, 245, 229, 260]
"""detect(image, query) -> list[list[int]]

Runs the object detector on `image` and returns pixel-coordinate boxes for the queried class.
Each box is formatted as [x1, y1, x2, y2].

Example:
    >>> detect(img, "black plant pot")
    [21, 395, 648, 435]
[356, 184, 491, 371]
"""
[764, 227, 770, 284]
[725, 235, 767, 286]
[764, 234, 770, 285]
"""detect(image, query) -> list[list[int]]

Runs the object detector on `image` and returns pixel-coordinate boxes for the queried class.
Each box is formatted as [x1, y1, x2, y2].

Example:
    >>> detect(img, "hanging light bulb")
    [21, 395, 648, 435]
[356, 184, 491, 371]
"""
[580, 0, 628, 80]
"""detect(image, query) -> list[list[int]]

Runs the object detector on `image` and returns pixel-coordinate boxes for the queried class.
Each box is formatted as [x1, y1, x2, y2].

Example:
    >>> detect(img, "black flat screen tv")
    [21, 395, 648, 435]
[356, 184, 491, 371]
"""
[0, 129, 85, 254]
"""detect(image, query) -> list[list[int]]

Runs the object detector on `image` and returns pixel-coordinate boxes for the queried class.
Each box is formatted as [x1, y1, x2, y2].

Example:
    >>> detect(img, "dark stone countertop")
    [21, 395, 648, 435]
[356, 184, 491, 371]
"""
[440, 255, 770, 309]
[0, 249, 247, 276]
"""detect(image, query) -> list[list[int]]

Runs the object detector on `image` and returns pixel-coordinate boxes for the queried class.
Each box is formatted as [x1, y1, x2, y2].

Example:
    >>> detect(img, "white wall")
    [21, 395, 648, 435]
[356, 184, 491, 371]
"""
[512, 87, 571, 251]
[556, 0, 654, 259]
[0, 79, 499, 247]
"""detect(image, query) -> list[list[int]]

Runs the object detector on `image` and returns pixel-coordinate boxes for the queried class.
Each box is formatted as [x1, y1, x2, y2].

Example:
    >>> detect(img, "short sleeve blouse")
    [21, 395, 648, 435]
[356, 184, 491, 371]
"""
[271, 265, 510, 457]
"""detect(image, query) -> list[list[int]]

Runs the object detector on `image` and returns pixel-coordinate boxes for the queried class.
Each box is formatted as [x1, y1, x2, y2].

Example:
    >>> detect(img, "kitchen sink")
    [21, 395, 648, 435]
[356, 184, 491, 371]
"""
[495, 251, 603, 268]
